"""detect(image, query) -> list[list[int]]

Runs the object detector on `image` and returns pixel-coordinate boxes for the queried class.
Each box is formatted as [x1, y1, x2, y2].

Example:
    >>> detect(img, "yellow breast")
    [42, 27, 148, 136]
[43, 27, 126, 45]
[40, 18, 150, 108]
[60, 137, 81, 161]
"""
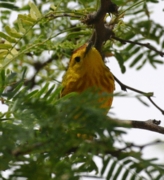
[61, 44, 115, 111]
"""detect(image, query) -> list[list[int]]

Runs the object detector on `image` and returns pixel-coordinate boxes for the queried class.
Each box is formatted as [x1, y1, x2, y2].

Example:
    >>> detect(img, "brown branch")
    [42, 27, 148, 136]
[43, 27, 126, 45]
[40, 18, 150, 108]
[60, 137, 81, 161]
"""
[113, 36, 164, 57]
[132, 119, 164, 133]
[110, 117, 164, 134]
[83, 0, 118, 53]
[113, 75, 164, 115]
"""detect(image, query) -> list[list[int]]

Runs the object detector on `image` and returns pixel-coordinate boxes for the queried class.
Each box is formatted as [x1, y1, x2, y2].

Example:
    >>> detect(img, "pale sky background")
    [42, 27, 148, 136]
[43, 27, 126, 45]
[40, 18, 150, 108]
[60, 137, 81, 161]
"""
[0, 1, 164, 179]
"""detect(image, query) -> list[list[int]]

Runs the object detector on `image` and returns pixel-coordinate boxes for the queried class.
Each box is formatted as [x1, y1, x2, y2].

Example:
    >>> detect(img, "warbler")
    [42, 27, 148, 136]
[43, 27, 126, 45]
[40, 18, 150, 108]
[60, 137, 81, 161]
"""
[61, 43, 115, 112]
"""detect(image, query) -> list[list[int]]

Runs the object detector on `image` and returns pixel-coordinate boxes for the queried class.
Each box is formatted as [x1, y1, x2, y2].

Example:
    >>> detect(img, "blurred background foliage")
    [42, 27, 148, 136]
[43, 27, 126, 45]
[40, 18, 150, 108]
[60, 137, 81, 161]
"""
[0, 0, 164, 179]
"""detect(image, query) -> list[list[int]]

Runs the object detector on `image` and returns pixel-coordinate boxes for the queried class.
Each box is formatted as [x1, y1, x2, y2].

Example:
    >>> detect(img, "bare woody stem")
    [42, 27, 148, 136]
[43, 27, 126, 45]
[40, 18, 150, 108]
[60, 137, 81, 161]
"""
[113, 36, 164, 57]
[113, 75, 164, 115]
[111, 118, 164, 134]
[83, 0, 118, 53]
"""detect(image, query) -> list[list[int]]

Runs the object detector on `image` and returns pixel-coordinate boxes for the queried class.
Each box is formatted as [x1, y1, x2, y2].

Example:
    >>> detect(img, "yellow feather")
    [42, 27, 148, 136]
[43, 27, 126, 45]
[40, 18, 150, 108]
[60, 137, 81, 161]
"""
[61, 44, 115, 111]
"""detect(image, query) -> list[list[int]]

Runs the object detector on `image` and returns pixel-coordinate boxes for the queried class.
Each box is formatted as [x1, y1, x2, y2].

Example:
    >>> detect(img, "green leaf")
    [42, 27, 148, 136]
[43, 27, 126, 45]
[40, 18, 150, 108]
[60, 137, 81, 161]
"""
[0, 69, 5, 82]
[106, 159, 117, 180]
[0, 50, 8, 59]
[17, 18, 26, 34]
[130, 46, 140, 57]
[122, 168, 130, 180]
[152, 59, 163, 64]
[37, 83, 49, 98]
[21, 19, 35, 26]
[0, 44, 12, 49]
[112, 163, 124, 180]
[136, 59, 147, 70]
[130, 53, 143, 67]
[136, 96, 149, 106]
[101, 156, 111, 175]
[43, 84, 56, 99]
[0, 32, 17, 43]
[115, 52, 126, 73]
[29, 2, 42, 19]
[5, 26, 22, 38]
[0, 2, 19, 10]
[18, 14, 37, 23]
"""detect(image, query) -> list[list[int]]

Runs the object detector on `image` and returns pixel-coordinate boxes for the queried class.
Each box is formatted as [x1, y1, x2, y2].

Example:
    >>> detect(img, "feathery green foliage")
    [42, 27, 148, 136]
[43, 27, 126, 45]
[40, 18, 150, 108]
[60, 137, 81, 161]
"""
[0, 0, 164, 179]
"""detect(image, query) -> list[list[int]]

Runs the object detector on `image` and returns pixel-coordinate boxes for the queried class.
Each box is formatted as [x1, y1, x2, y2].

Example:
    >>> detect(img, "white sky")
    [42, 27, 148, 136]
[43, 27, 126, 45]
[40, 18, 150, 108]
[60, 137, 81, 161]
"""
[0, 1, 164, 179]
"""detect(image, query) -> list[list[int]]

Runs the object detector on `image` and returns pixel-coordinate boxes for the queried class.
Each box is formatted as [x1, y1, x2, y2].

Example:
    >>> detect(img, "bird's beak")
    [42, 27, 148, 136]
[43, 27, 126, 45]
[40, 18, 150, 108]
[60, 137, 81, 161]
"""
[84, 41, 93, 57]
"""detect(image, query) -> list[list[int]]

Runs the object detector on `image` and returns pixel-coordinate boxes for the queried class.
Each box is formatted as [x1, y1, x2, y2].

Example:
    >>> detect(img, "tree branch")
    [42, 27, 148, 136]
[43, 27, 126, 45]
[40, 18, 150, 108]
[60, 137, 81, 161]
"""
[83, 0, 118, 53]
[113, 36, 164, 57]
[113, 75, 164, 115]
[110, 117, 164, 134]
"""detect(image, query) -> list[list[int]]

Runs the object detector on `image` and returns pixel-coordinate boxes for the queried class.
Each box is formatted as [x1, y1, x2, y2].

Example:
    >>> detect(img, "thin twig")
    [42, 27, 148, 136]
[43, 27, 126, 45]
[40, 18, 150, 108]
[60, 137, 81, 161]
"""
[113, 36, 164, 57]
[46, 13, 81, 20]
[120, 140, 163, 151]
[113, 75, 164, 115]
[103, 138, 164, 156]
[109, 139, 163, 153]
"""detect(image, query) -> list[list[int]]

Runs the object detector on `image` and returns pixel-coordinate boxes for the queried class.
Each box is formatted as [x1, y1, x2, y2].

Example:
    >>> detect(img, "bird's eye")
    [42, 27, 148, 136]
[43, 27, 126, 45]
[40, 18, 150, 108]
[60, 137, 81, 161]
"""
[74, 56, 81, 62]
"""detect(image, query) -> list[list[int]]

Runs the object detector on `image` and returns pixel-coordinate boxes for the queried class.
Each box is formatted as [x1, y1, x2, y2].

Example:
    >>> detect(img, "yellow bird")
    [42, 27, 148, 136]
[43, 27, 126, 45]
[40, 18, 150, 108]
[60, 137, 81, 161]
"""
[61, 43, 115, 112]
